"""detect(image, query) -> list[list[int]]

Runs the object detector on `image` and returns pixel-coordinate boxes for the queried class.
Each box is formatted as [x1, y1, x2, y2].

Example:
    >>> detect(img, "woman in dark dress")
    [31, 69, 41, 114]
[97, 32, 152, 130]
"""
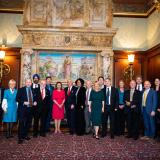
[116, 80, 125, 136]
[75, 78, 86, 135]
[89, 81, 104, 139]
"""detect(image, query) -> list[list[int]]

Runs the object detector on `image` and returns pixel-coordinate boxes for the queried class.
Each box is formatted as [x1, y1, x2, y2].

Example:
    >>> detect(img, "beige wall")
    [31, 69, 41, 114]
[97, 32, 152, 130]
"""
[0, 13, 22, 47]
[113, 17, 148, 51]
[147, 10, 160, 49]
[0, 11, 159, 50]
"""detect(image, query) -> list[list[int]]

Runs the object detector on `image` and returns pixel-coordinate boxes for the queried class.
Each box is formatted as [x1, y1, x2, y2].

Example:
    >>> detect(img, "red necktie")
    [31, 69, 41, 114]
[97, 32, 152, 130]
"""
[41, 89, 45, 99]
[68, 87, 71, 96]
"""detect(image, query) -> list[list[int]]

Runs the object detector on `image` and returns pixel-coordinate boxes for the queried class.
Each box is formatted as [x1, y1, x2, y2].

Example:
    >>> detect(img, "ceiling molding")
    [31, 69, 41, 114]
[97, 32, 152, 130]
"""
[113, 5, 156, 18]
[0, 3, 156, 18]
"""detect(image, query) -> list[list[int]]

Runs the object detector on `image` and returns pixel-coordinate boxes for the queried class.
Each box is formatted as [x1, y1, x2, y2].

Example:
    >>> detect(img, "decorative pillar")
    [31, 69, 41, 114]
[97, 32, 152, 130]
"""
[101, 49, 114, 83]
[20, 48, 33, 86]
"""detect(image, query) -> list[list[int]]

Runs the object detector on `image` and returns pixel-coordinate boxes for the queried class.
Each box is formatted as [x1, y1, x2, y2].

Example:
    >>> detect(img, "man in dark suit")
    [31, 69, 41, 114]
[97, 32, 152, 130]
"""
[135, 76, 144, 136]
[32, 80, 50, 137]
[16, 79, 37, 144]
[45, 76, 54, 132]
[31, 74, 40, 91]
[101, 78, 119, 139]
[0, 83, 5, 122]
[141, 81, 157, 140]
[136, 76, 143, 92]
[124, 80, 141, 140]
[64, 80, 77, 135]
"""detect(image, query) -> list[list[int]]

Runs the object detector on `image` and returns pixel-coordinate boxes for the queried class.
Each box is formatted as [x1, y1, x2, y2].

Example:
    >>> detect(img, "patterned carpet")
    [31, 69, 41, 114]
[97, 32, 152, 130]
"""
[0, 132, 160, 160]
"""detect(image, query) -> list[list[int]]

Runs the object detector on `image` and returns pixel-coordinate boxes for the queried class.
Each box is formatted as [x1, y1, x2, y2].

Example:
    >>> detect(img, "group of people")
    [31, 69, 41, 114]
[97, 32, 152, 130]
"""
[0, 74, 160, 144]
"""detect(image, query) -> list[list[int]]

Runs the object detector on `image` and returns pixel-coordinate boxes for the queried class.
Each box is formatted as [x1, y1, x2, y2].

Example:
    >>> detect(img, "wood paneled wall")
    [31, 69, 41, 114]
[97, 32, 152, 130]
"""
[114, 50, 145, 87]
[143, 44, 160, 84]
[0, 44, 159, 89]
[0, 48, 21, 88]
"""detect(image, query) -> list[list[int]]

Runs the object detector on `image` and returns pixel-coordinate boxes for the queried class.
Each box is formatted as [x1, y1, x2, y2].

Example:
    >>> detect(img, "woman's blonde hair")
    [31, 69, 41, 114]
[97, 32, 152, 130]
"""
[8, 79, 16, 86]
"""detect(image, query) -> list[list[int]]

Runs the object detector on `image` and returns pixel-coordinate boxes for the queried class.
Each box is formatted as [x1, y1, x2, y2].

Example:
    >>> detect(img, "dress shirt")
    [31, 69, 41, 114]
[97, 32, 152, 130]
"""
[86, 88, 92, 105]
[33, 83, 39, 89]
[142, 88, 150, 107]
[130, 89, 135, 102]
[136, 84, 143, 91]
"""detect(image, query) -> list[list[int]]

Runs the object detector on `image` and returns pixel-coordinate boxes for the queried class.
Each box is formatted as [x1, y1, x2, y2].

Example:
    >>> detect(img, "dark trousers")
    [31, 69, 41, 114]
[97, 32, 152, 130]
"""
[33, 107, 49, 136]
[156, 111, 160, 137]
[126, 109, 140, 138]
[45, 104, 52, 131]
[101, 106, 115, 137]
[66, 106, 75, 134]
[0, 105, 3, 122]
[75, 108, 85, 135]
[18, 107, 32, 140]
[115, 108, 125, 135]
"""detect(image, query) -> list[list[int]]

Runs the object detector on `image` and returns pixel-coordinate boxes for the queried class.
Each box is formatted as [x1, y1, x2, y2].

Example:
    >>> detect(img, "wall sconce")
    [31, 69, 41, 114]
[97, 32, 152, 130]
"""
[0, 50, 10, 83]
[154, 0, 160, 12]
[124, 54, 135, 81]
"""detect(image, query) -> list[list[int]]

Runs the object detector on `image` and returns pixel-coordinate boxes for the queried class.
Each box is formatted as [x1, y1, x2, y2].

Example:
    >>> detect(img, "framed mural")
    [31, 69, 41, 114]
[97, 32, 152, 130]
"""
[35, 51, 98, 82]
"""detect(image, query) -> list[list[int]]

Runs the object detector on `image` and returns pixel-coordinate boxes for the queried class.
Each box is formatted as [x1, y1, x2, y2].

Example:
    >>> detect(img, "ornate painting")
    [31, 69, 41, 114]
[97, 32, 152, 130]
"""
[52, 0, 84, 27]
[37, 51, 97, 81]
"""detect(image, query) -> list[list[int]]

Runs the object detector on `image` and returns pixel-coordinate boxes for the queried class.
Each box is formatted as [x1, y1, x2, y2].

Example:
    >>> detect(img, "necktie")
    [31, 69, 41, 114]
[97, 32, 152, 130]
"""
[130, 90, 134, 102]
[41, 89, 45, 99]
[28, 88, 33, 107]
[138, 85, 140, 91]
[68, 87, 71, 96]
[86, 89, 89, 105]
[106, 88, 110, 105]
[142, 91, 147, 107]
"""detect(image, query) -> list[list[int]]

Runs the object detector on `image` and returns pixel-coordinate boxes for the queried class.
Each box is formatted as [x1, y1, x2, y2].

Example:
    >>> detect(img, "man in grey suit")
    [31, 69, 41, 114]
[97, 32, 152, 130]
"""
[85, 80, 92, 134]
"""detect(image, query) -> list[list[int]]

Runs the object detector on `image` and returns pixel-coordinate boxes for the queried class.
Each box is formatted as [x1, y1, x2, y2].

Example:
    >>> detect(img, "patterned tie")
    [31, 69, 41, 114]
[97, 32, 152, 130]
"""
[28, 88, 33, 107]
[106, 88, 110, 105]
[142, 91, 147, 107]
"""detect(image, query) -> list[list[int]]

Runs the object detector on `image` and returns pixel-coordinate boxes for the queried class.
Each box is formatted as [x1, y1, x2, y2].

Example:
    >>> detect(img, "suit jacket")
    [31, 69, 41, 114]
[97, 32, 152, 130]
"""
[142, 89, 157, 114]
[16, 87, 37, 119]
[0, 87, 5, 105]
[75, 87, 86, 110]
[31, 83, 40, 94]
[46, 84, 54, 97]
[46, 84, 54, 106]
[124, 89, 141, 114]
[36, 88, 51, 112]
[102, 86, 119, 110]
[64, 86, 77, 107]
[0, 87, 5, 119]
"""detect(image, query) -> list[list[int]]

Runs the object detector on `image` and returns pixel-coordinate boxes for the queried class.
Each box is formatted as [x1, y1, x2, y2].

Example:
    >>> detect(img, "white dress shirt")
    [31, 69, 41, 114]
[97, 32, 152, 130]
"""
[136, 84, 143, 91]
[33, 83, 39, 89]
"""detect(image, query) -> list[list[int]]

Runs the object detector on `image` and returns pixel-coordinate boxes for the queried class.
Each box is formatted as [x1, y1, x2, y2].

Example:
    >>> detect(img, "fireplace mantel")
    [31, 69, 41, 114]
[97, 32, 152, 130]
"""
[18, 0, 117, 86]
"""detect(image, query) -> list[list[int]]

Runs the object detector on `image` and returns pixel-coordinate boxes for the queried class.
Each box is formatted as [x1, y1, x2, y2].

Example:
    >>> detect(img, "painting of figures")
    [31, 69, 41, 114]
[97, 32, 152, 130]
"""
[38, 51, 97, 81]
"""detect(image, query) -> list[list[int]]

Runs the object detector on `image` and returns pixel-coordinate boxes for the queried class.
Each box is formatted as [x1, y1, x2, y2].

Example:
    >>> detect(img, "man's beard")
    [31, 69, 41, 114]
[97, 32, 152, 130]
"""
[34, 80, 39, 84]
